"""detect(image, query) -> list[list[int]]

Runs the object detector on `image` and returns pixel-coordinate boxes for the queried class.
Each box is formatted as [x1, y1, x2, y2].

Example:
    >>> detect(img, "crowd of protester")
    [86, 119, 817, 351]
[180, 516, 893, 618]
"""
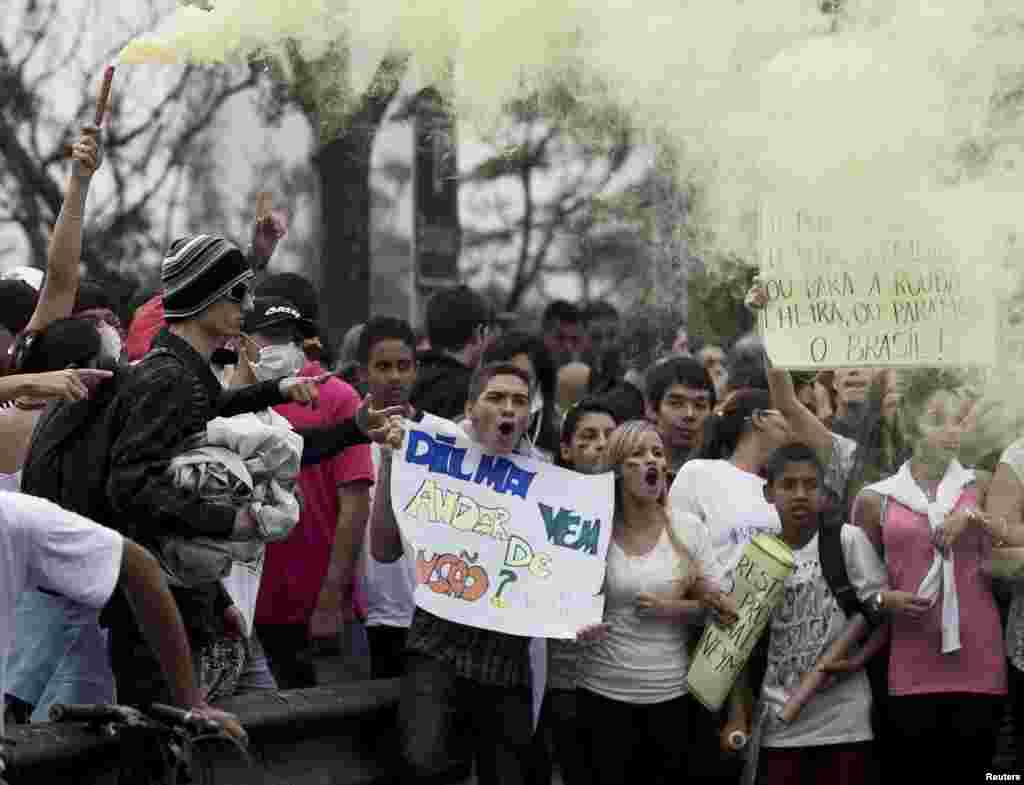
[1, 124, 1022, 785]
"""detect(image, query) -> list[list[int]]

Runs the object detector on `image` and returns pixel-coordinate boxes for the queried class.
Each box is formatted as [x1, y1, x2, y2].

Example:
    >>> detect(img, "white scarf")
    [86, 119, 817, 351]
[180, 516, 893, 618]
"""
[866, 459, 974, 654]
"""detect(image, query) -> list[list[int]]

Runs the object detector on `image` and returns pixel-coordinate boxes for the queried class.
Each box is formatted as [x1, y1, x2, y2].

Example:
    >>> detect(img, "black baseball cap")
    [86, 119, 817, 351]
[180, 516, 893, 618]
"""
[244, 297, 317, 338]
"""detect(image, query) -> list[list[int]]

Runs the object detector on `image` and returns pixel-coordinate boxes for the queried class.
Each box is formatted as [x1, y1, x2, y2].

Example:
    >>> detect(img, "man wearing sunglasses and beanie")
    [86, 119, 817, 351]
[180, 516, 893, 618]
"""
[22, 234, 329, 710]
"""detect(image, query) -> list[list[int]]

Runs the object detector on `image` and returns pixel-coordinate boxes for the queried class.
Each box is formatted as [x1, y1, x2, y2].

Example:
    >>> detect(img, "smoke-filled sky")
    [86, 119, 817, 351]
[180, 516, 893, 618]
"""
[142, 0, 1023, 268]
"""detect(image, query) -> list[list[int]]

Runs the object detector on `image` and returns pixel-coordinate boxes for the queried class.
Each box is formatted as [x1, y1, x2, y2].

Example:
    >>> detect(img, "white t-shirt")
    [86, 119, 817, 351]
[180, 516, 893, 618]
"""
[0, 491, 122, 734]
[579, 510, 724, 704]
[761, 525, 887, 748]
[363, 412, 455, 629]
[668, 459, 780, 577]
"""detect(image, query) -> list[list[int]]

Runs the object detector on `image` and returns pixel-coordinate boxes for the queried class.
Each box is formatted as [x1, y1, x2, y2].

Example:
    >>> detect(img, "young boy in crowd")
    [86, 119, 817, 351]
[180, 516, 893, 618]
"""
[358, 316, 438, 679]
[643, 356, 716, 483]
[557, 398, 619, 474]
[372, 362, 546, 784]
[750, 443, 887, 785]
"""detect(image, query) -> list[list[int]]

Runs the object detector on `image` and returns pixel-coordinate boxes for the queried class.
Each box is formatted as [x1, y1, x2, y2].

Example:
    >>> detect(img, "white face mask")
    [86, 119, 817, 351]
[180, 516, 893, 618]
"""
[97, 323, 123, 365]
[252, 342, 306, 381]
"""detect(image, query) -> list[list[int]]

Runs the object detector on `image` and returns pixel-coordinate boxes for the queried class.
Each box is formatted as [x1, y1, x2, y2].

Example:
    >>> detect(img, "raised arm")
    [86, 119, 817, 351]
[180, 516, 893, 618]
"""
[24, 126, 102, 333]
[744, 282, 835, 463]
[118, 539, 245, 739]
[0, 368, 111, 402]
[766, 359, 835, 465]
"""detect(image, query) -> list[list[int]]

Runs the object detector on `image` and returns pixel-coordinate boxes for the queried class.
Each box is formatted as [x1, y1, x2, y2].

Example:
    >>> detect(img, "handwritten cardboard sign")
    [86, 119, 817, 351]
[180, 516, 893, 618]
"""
[757, 197, 998, 368]
[390, 419, 614, 638]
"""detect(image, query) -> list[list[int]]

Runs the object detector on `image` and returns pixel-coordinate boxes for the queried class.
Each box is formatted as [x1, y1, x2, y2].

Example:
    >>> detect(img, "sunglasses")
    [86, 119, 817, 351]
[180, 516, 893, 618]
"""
[223, 281, 252, 304]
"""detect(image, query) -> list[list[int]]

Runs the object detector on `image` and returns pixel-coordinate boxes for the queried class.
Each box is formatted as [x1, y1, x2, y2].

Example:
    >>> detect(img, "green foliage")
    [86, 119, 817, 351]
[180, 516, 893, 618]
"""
[686, 255, 757, 347]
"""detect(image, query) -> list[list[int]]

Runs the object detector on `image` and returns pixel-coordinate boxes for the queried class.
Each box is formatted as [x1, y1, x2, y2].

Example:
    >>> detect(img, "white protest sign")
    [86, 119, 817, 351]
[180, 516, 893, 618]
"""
[390, 418, 613, 639]
[757, 195, 998, 368]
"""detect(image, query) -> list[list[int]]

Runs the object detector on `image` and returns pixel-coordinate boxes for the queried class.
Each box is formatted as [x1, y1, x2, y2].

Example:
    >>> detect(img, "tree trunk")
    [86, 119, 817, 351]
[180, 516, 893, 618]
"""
[310, 55, 409, 351]
[314, 132, 374, 350]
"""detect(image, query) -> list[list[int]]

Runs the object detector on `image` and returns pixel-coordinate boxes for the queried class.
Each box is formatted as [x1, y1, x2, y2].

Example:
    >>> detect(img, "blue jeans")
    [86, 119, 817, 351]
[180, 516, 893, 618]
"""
[400, 652, 533, 785]
[6, 591, 114, 722]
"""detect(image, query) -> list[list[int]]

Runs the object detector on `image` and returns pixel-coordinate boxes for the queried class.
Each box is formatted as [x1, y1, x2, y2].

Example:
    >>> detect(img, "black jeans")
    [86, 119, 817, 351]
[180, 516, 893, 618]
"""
[367, 625, 409, 680]
[888, 693, 1003, 782]
[526, 688, 590, 785]
[578, 688, 689, 785]
[253, 623, 317, 689]
[399, 652, 533, 785]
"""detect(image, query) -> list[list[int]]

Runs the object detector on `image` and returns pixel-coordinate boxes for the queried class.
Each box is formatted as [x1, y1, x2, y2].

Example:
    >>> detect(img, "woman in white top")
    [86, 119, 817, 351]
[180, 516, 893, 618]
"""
[578, 420, 736, 785]
[669, 388, 793, 576]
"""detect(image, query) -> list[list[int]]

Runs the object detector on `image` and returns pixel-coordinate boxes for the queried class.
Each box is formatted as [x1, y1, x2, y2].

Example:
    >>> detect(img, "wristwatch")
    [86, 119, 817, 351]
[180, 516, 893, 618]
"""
[864, 591, 885, 621]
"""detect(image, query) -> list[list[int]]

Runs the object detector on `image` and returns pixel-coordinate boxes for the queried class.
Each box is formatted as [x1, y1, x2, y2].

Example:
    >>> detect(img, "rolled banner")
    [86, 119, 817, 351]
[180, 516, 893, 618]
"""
[778, 612, 870, 724]
[687, 535, 795, 712]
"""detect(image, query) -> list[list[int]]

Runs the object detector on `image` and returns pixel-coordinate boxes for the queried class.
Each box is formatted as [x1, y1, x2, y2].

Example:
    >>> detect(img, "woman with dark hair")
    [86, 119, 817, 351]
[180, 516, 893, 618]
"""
[2, 318, 111, 484]
[482, 329, 559, 458]
[669, 388, 792, 573]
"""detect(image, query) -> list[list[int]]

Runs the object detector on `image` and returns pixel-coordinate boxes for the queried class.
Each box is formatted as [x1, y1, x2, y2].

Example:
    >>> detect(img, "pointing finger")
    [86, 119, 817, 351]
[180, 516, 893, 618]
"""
[76, 368, 114, 379]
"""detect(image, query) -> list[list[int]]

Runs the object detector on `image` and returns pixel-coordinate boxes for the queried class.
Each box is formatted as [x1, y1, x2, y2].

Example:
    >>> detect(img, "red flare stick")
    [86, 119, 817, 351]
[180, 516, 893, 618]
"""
[95, 65, 115, 126]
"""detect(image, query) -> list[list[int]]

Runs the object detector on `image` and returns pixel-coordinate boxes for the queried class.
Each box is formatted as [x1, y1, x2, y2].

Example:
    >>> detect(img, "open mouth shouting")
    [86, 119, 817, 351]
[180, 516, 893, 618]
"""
[497, 420, 517, 443]
[644, 466, 661, 488]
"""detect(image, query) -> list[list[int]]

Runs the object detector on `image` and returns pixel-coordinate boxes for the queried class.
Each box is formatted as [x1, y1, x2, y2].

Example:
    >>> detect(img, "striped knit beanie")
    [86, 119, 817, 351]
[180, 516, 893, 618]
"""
[161, 234, 252, 320]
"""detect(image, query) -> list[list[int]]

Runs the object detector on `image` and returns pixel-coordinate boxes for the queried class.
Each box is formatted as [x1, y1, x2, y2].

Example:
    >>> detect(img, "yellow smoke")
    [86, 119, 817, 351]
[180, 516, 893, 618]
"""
[126, 1, 1022, 252]
[118, 37, 179, 64]
[115, 0, 1024, 457]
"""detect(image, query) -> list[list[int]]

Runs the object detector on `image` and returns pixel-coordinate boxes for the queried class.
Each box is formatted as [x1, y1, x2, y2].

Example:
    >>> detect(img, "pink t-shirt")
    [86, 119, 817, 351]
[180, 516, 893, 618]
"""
[255, 361, 374, 626]
[883, 487, 1007, 697]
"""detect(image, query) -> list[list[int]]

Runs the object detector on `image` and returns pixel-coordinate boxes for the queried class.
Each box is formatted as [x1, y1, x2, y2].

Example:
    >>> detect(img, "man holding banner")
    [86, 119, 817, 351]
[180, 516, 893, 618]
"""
[370, 361, 614, 785]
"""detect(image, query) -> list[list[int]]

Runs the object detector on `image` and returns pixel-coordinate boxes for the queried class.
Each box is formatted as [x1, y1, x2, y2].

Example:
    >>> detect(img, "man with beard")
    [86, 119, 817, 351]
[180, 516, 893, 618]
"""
[644, 356, 717, 484]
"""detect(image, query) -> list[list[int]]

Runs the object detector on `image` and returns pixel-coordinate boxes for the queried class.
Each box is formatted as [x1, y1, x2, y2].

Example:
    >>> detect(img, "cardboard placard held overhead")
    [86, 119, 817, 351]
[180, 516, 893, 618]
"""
[757, 195, 998, 369]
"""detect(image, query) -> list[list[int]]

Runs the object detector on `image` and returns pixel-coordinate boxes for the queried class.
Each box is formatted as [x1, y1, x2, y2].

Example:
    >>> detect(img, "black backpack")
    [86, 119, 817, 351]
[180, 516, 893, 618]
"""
[20, 349, 175, 526]
[747, 522, 887, 714]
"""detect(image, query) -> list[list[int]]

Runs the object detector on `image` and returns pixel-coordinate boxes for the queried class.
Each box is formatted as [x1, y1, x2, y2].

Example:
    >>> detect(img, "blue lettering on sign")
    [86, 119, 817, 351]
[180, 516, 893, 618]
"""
[404, 430, 537, 500]
[538, 503, 601, 556]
